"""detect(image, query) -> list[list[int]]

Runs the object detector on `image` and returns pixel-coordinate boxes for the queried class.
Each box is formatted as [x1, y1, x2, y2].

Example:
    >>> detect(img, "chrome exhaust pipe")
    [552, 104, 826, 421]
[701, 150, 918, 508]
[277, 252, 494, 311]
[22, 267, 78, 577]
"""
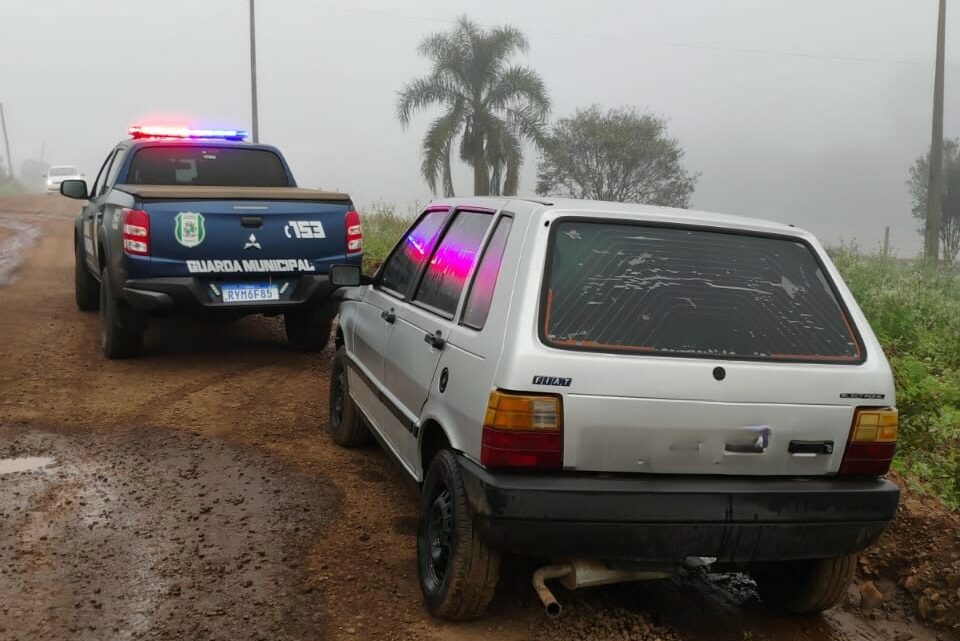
[532, 563, 572, 618]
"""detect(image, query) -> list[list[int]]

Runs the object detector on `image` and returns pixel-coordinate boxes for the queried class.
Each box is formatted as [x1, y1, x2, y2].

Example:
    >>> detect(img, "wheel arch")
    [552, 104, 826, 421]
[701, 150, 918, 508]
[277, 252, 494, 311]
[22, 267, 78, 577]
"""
[419, 419, 454, 481]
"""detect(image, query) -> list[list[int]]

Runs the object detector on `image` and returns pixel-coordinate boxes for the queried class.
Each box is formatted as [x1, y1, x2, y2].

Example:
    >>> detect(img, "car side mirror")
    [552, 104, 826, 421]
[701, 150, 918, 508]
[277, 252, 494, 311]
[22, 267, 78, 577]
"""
[60, 179, 89, 200]
[330, 263, 371, 287]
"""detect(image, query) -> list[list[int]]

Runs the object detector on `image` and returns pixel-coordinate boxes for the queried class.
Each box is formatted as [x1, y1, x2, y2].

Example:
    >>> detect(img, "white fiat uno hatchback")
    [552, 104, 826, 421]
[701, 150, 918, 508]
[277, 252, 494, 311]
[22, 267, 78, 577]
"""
[328, 197, 899, 620]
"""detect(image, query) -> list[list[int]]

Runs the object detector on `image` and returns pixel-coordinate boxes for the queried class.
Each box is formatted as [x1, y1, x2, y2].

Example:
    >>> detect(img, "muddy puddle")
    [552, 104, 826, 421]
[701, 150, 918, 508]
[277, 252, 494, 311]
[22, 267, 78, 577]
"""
[0, 218, 42, 286]
[0, 425, 339, 641]
[0, 456, 56, 474]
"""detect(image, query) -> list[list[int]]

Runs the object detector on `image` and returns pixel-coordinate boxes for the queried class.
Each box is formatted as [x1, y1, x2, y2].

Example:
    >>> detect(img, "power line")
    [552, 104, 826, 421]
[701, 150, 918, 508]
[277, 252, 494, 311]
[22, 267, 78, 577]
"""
[285, 1, 958, 68]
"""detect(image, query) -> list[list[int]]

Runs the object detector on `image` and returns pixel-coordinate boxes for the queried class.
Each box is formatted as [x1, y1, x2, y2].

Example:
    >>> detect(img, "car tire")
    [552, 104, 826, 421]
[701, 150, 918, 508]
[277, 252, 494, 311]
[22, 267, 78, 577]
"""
[328, 347, 371, 447]
[418, 449, 500, 621]
[751, 553, 857, 614]
[75, 242, 100, 312]
[100, 267, 144, 359]
[284, 306, 334, 351]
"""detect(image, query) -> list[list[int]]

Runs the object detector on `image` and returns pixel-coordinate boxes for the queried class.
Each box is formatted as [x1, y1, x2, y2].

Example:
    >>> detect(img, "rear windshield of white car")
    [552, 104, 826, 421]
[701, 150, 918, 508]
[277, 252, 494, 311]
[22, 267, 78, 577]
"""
[540, 220, 863, 363]
[127, 146, 289, 187]
[49, 167, 77, 176]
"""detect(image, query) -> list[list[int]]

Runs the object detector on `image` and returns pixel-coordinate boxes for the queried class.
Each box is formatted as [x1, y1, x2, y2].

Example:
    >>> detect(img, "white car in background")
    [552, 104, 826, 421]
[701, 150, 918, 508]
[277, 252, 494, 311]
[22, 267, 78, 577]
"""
[45, 165, 83, 194]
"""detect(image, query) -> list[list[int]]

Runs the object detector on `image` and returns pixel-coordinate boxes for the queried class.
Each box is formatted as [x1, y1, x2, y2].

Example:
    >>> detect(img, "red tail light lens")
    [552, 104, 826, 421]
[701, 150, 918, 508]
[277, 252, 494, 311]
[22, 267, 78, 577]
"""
[839, 408, 898, 476]
[345, 210, 362, 255]
[480, 391, 562, 469]
[121, 209, 150, 256]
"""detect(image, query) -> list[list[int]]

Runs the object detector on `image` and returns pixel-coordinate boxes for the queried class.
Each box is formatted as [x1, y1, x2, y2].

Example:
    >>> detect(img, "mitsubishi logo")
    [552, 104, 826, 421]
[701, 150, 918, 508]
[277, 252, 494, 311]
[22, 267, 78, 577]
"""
[243, 233, 262, 250]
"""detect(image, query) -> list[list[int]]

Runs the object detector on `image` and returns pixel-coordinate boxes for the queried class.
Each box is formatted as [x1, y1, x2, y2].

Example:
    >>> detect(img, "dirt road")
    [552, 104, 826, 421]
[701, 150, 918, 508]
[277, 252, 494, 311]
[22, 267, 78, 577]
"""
[0, 195, 956, 641]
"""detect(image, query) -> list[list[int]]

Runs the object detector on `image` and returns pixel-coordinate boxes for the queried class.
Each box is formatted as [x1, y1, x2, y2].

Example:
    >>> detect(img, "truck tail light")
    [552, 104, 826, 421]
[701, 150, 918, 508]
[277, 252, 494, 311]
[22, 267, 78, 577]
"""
[121, 209, 150, 256]
[839, 407, 898, 476]
[345, 210, 362, 255]
[481, 391, 562, 469]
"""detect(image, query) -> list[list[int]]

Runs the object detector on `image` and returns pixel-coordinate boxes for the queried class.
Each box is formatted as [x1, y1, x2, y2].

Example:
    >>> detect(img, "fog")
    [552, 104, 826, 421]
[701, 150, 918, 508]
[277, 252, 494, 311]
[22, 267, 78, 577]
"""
[2, 0, 957, 254]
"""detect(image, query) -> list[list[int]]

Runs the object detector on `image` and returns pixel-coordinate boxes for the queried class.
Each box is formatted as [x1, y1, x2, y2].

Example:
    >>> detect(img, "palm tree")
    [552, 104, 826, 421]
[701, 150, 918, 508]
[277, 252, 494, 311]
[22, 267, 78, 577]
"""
[397, 17, 551, 197]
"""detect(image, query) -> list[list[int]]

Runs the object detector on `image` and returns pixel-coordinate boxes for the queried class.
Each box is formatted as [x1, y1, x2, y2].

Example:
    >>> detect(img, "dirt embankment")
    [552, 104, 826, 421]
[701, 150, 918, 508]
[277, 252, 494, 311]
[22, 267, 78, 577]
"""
[0, 195, 957, 641]
[860, 475, 960, 632]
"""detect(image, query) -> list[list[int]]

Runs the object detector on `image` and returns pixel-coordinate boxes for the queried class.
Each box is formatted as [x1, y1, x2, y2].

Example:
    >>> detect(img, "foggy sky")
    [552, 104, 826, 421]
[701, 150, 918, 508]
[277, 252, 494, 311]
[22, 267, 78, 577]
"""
[3, 0, 958, 255]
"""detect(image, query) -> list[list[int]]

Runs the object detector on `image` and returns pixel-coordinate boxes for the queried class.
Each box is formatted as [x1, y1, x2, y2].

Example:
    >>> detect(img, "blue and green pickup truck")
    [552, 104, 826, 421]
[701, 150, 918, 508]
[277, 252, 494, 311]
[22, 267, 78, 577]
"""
[62, 126, 362, 358]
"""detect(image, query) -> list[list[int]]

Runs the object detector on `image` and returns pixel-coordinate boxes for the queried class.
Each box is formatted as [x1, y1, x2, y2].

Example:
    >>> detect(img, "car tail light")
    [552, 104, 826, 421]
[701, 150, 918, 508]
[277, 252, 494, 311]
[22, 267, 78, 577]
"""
[121, 209, 150, 256]
[839, 407, 898, 476]
[481, 391, 562, 469]
[345, 210, 362, 255]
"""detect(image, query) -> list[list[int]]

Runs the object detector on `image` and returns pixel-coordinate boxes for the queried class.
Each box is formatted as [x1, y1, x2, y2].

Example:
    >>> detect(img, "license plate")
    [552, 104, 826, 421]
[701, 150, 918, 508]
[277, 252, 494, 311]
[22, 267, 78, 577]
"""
[222, 282, 279, 303]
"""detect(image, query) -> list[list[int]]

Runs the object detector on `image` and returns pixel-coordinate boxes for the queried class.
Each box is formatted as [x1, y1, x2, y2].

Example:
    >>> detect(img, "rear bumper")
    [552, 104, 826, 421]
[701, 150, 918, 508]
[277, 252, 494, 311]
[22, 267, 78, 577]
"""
[456, 456, 899, 564]
[120, 275, 336, 315]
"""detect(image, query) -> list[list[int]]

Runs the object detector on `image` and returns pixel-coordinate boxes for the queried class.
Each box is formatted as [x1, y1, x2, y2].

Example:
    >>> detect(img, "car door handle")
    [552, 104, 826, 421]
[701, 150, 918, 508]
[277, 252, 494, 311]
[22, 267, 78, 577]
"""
[424, 330, 446, 350]
[380, 309, 396, 324]
[788, 440, 834, 455]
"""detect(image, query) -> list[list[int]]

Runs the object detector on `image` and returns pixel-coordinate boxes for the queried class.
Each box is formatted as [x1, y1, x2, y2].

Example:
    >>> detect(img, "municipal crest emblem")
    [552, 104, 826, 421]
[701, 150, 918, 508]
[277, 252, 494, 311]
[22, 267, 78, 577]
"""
[175, 212, 205, 248]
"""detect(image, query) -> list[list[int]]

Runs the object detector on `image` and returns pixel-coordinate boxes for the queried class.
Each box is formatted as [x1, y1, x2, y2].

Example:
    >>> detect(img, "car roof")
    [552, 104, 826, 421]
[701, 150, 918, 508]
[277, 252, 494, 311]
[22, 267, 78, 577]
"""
[434, 196, 807, 238]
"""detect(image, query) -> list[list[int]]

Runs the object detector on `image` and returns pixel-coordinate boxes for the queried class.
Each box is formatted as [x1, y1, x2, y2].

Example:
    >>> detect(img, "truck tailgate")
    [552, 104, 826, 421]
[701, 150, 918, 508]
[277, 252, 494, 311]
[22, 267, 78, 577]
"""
[139, 199, 351, 278]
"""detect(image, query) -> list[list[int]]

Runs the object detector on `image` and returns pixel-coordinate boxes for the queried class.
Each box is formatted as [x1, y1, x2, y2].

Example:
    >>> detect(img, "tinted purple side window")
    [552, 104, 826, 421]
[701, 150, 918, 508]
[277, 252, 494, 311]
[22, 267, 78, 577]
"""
[380, 210, 449, 296]
[462, 217, 512, 329]
[414, 211, 492, 315]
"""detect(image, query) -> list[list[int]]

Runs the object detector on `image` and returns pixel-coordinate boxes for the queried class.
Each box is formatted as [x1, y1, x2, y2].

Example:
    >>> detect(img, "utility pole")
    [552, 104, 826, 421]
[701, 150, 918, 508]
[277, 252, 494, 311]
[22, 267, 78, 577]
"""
[249, 0, 260, 143]
[883, 226, 890, 256]
[925, 0, 946, 264]
[0, 102, 13, 181]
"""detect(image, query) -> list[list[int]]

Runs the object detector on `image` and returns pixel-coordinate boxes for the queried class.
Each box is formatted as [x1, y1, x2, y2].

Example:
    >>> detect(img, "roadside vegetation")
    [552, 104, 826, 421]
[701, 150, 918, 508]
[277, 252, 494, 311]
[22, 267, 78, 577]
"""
[359, 201, 420, 275]
[0, 177, 25, 196]
[833, 250, 960, 508]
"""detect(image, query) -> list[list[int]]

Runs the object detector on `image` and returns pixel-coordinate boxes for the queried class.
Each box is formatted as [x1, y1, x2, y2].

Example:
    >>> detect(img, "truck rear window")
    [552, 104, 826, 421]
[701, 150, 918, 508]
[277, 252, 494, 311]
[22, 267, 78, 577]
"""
[541, 220, 862, 362]
[127, 146, 289, 187]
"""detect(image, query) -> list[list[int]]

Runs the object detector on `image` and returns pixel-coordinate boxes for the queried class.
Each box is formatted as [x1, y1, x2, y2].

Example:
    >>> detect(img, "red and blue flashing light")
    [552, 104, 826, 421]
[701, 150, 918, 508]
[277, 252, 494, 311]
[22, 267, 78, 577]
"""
[128, 125, 248, 141]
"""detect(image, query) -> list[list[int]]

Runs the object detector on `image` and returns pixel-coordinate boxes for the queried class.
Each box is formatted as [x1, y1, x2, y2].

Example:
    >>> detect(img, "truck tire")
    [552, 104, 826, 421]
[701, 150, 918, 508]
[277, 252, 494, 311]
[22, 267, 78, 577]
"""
[74, 242, 100, 312]
[284, 306, 333, 351]
[100, 267, 144, 359]
[417, 450, 500, 621]
[751, 553, 857, 614]
[328, 347, 371, 447]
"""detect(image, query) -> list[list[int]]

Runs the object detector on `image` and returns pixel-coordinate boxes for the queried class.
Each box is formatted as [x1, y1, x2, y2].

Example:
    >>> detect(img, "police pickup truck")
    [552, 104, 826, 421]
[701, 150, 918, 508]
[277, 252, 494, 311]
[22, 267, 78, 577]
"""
[62, 125, 362, 358]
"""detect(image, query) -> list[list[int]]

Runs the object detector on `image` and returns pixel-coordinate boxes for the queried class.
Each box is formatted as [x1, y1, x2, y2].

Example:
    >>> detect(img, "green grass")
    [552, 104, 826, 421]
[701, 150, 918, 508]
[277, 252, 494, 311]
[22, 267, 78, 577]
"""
[832, 251, 960, 508]
[359, 200, 420, 275]
[359, 207, 960, 507]
[0, 178, 26, 196]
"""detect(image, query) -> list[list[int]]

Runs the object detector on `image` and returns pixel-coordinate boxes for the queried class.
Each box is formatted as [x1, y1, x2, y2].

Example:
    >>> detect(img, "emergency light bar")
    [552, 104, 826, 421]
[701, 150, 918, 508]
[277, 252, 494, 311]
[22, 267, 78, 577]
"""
[128, 125, 248, 141]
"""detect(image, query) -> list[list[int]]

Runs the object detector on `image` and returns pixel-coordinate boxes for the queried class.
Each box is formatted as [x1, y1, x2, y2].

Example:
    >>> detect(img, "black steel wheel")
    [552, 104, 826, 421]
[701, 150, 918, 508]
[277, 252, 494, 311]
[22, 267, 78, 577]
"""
[99, 267, 143, 359]
[417, 450, 499, 620]
[327, 346, 370, 447]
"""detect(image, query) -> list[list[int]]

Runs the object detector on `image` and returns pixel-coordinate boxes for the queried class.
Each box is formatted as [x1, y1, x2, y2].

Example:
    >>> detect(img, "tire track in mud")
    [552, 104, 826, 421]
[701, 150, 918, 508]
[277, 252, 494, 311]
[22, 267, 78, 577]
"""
[0, 425, 338, 641]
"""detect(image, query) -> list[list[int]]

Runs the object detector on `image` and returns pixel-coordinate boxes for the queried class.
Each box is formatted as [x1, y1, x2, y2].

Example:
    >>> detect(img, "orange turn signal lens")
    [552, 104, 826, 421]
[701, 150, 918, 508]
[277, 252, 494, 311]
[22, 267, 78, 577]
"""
[851, 408, 898, 443]
[484, 391, 561, 432]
